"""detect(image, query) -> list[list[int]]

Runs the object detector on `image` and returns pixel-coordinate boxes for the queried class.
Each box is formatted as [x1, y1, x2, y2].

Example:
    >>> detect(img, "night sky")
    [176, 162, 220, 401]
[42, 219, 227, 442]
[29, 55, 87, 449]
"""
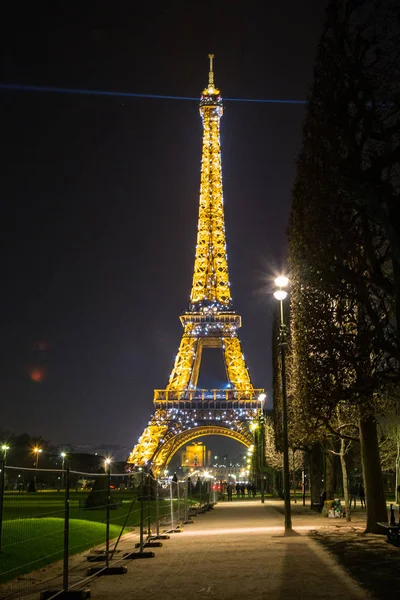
[1, 2, 326, 454]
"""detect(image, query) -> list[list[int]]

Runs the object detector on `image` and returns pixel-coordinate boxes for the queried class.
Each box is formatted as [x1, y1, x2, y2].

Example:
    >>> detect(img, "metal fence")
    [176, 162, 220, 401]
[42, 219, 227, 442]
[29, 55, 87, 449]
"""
[0, 461, 215, 599]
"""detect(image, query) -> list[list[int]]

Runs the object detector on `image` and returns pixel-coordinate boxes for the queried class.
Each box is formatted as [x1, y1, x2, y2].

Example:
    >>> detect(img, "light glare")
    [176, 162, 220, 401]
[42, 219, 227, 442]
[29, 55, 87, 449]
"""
[274, 276, 289, 288]
[273, 290, 287, 301]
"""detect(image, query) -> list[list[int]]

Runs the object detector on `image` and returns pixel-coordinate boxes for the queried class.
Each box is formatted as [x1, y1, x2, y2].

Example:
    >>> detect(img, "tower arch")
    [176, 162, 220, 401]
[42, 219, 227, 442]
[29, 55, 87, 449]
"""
[151, 425, 253, 476]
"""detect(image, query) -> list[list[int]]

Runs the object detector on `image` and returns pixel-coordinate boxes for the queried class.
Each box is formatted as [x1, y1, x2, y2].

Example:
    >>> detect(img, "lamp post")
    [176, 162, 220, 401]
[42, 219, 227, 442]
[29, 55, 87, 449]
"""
[33, 447, 42, 487]
[249, 422, 257, 492]
[104, 458, 112, 569]
[0, 446, 9, 552]
[60, 452, 67, 489]
[258, 393, 266, 503]
[1, 445, 10, 492]
[273, 275, 292, 532]
[1, 445, 9, 462]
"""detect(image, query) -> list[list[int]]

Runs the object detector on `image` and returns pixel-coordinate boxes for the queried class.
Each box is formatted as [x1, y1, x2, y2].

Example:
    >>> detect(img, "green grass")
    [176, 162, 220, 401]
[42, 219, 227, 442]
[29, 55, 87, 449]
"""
[0, 518, 122, 583]
[0, 491, 200, 583]
[1, 491, 175, 528]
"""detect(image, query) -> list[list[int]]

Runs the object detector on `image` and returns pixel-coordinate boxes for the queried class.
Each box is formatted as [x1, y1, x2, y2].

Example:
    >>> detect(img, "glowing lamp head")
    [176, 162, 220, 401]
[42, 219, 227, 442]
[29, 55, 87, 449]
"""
[274, 276, 289, 288]
[258, 393, 266, 402]
[250, 422, 258, 432]
[2, 445, 9, 451]
[60, 452, 66, 458]
[273, 290, 287, 301]
[105, 458, 112, 466]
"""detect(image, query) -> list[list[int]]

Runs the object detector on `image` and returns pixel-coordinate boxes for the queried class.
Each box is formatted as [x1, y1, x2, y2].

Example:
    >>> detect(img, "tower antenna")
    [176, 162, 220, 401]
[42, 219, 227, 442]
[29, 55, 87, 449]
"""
[208, 53, 215, 87]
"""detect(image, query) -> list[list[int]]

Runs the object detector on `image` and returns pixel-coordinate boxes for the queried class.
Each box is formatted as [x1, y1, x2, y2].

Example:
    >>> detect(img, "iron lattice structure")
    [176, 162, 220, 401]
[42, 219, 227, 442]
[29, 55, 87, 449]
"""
[128, 56, 264, 475]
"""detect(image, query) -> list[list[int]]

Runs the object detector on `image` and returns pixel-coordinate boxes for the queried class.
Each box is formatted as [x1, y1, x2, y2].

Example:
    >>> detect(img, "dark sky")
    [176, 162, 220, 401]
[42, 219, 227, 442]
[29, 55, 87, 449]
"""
[1, 2, 326, 454]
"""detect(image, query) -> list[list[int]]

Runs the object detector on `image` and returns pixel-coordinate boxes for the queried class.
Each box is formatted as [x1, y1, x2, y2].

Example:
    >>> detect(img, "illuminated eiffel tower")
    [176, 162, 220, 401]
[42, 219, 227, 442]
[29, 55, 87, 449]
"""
[128, 56, 264, 475]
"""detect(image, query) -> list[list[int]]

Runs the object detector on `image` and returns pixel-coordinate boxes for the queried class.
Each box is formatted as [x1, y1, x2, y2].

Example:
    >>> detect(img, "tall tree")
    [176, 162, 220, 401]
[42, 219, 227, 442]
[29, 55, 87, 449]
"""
[288, 0, 400, 532]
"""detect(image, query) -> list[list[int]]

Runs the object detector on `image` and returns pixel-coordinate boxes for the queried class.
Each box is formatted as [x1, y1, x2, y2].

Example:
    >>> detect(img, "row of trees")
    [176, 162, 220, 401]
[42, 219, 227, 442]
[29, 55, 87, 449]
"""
[273, 0, 400, 532]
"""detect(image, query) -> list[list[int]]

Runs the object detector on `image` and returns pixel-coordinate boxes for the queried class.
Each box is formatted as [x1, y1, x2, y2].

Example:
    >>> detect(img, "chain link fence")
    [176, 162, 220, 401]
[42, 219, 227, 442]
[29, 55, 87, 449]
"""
[0, 461, 215, 599]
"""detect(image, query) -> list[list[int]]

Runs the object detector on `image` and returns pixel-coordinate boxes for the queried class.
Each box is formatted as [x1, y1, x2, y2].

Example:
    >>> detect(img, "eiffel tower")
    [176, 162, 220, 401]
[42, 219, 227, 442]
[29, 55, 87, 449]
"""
[128, 56, 264, 476]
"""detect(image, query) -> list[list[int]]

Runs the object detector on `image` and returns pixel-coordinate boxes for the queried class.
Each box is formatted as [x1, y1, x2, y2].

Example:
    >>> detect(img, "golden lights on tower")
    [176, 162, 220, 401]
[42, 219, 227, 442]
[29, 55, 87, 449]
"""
[128, 56, 261, 474]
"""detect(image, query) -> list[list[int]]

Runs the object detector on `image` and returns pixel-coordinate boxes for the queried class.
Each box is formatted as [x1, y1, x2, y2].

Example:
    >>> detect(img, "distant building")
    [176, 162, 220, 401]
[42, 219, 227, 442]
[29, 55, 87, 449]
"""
[210, 465, 249, 483]
[177, 444, 249, 483]
[180, 442, 211, 469]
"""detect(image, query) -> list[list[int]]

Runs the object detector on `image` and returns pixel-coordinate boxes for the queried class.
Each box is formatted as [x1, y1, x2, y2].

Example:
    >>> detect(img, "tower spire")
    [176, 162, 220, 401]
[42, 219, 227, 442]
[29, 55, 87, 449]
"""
[193, 54, 227, 310]
[208, 53, 215, 87]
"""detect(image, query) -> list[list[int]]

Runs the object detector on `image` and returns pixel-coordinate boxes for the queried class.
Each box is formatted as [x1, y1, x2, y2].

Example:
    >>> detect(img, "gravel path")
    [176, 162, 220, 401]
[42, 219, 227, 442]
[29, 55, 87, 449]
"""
[88, 500, 373, 600]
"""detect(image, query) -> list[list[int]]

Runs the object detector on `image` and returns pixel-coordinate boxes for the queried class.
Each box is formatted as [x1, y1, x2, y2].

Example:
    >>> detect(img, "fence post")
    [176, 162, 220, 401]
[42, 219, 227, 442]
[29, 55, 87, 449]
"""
[63, 464, 70, 592]
[183, 478, 195, 524]
[139, 471, 145, 552]
[170, 480, 174, 529]
[184, 479, 188, 522]
[177, 480, 181, 522]
[155, 479, 160, 537]
[146, 473, 151, 539]
[0, 460, 5, 553]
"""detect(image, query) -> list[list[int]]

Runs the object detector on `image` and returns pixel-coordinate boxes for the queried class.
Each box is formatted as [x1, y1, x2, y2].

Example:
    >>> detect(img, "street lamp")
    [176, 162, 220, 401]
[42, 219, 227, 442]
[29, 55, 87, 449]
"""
[0, 445, 10, 552]
[33, 447, 42, 487]
[273, 275, 292, 532]
[60, 452, 67, 489]
[1, 445, 9, 462]
[258, 393, 266, 504]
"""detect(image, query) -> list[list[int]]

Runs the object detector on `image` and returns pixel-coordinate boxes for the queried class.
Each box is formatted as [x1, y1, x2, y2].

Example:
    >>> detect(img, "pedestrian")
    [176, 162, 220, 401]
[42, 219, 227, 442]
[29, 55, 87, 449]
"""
[227, 483, 233, 501]
[359, 483, 365, 508]
[319, 490, 327, 512]
[240, 483, 245, 497]
[235, 482, 240, 496]
[350, 482, 358, 509]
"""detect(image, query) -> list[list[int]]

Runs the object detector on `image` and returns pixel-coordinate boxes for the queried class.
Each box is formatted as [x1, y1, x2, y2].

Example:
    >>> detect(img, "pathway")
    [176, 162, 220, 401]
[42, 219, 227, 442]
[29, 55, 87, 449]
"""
[88, 499, 371, 600]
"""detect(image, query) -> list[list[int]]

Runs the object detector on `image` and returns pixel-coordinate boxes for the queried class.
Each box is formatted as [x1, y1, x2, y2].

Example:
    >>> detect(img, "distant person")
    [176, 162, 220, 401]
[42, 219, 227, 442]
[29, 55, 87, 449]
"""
[359, 483, 365, 508]
[235, 482, 240, 496]
[320, 490, 327, 512]
[227, 483, 233, 501]
[240, 483, 245, 497]
[252, 483, 256, 498]
[350, 482, 358, 509]
[172, 473, 178, 498]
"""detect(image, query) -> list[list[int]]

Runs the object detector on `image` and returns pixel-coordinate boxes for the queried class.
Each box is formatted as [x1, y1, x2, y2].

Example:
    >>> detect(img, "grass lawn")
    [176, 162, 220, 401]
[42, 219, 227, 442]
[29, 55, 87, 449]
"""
[0, 491, 199, 583]
[1, 491, 175, 528]
[0, 518, 122, 583]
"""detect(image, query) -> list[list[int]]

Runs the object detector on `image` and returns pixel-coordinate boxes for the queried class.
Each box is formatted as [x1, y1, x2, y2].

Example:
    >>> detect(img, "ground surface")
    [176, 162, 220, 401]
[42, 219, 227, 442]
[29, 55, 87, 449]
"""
[1, 499, 399, 599]
[311, 525, 400, 600]
[86, 501, 377, 600]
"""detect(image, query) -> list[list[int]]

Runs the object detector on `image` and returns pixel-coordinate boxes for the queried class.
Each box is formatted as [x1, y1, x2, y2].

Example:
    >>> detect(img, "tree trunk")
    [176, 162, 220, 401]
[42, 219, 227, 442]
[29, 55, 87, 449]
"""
[359, 413, 387, 532]
[396, 440, 400, 505]
[339, 439, 351, 522]
[272, 469, 280, 497]
[309, 444, 323, 510]
[325, 441, 336, 501]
